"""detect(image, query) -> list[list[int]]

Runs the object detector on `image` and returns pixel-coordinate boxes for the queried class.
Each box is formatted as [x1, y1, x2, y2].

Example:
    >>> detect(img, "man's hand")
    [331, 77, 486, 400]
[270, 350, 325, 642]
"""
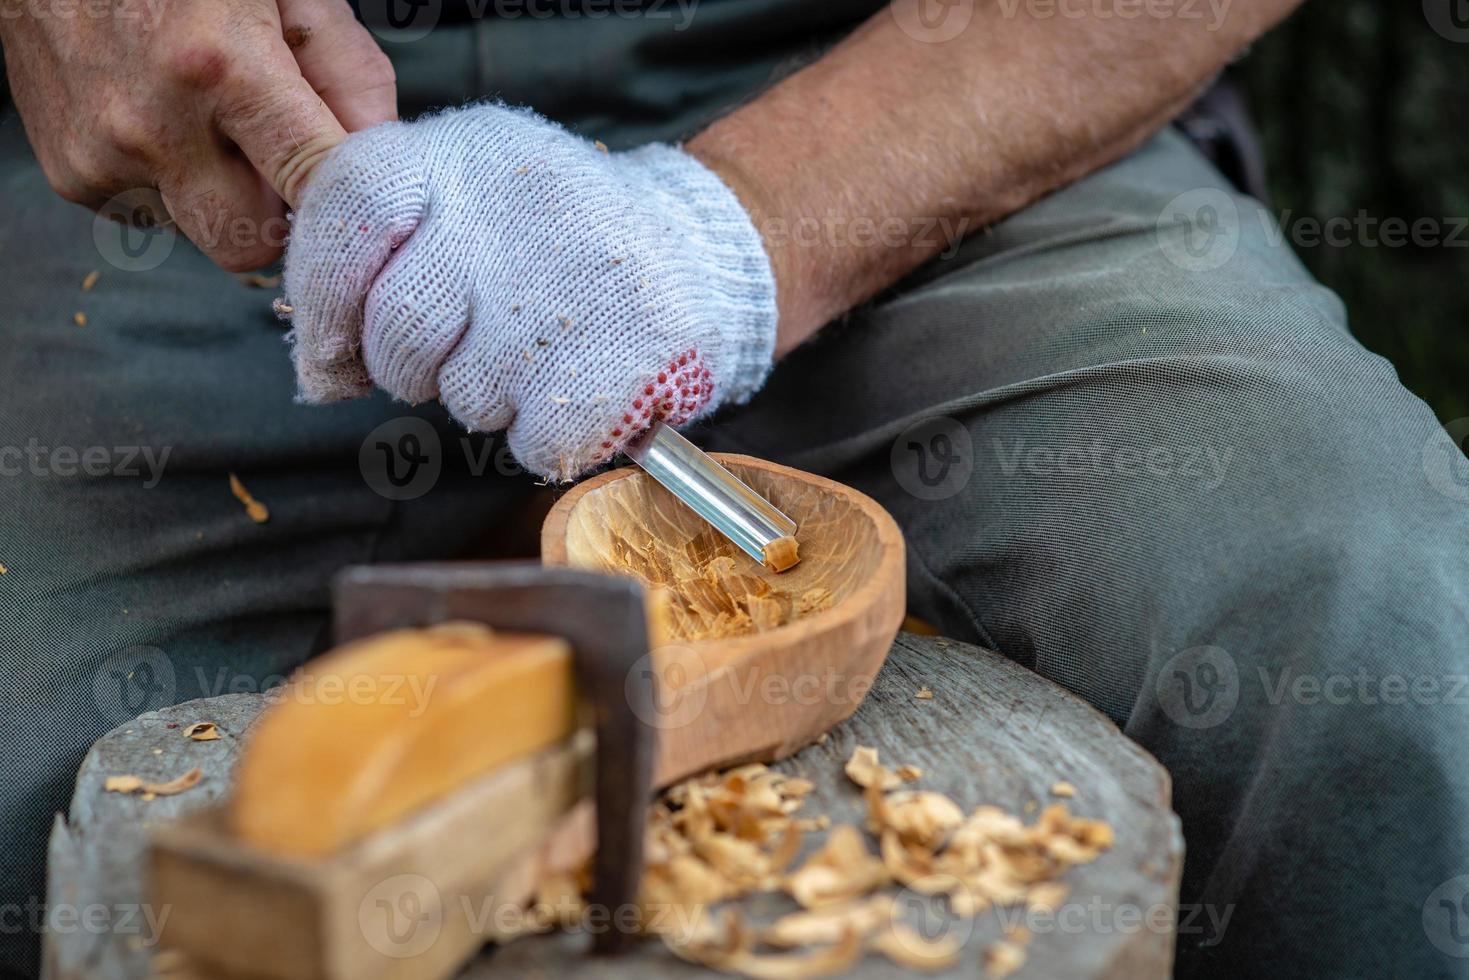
[688, 0, 1307, 354]
[0, 0, 395, 270]
[282, 104, 777, 481]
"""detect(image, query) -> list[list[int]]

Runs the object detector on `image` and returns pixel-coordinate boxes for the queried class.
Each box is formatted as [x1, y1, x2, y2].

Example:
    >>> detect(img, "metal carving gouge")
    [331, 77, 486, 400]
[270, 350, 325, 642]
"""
[623, 420, 800, 571]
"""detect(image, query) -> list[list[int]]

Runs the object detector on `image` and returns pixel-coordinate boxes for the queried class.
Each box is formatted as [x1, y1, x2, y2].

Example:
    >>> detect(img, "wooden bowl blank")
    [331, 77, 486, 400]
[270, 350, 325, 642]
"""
[541, 454, 906, 786]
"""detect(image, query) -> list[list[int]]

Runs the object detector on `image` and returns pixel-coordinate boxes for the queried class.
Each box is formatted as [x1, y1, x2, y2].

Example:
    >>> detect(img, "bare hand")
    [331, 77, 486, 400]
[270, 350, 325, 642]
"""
[0, 0, 396, 270]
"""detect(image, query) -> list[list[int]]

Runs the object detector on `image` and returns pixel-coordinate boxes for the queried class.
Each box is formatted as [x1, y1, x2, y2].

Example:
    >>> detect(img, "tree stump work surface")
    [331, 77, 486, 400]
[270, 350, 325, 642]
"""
[44, 633, 1183, 980]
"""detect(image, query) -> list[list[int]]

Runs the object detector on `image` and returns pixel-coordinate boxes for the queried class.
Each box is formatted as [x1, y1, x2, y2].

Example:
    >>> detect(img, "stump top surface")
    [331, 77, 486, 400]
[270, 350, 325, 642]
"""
[48, 633, 1181, 980]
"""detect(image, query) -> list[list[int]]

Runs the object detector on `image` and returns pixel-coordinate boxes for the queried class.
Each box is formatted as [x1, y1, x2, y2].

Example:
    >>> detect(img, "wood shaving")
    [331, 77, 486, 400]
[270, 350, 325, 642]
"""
[1025, 881, 1068, 913]
[985, 939, 1027, 978]
[73, 312, 87, 327]
[844, 746, 900, 791]
[601, 530, 824, 642]
[870, 922, 963, 971]
[516, 748, 1113, 980]
[183, 722, 220, 741]
[1050, 780, 1076, 797]
[0, 564, 7, 574]
[915, 686, 934, 700]
[897, 764, 923, 782]
[765, 896, 892, 947]
[82, 270, 100, 291]
[238, 272, 281, 289]
[761, 536, 800, 573]
[670, 909, 864, 979]
[104, 768, 202, 797]
[868, 789, 963, 849]
[228, 473, 269, 523]
[785, 825, 889, 909]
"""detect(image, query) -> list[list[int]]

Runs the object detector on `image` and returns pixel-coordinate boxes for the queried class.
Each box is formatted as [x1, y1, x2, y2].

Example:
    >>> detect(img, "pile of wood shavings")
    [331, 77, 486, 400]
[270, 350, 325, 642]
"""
[508, 747, 1114, 978]
[612, 527, 834, 641]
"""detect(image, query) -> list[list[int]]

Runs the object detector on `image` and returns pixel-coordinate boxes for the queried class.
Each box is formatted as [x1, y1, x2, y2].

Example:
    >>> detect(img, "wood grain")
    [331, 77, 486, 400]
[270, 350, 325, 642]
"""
[44, 634, 1182, 980]
[542, 454, 908, 786]
[473, 633, 1184, 980]
[230, 623, 578, 857]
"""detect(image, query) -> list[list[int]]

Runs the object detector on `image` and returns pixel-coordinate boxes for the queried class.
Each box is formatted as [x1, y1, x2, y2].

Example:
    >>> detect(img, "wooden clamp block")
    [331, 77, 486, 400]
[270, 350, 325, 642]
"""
[150, 457, 908, 980]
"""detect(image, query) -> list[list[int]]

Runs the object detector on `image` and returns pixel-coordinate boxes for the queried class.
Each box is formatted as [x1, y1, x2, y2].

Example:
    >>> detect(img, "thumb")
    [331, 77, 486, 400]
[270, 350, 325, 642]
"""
[213, 31, 347, 208]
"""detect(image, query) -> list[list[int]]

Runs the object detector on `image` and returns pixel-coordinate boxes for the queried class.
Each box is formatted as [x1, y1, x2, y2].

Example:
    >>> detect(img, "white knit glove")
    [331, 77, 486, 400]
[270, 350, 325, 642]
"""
[282, 103, 777, 481]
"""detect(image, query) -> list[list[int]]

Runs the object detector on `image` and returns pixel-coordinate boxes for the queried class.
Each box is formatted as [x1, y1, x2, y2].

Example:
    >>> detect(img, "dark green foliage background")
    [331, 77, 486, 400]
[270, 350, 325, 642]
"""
[1242, 2, 1468, 422]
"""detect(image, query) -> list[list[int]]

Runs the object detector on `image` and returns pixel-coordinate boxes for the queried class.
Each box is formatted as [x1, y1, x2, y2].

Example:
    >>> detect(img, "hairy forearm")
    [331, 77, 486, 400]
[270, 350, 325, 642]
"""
[688, 0, 1303, 355]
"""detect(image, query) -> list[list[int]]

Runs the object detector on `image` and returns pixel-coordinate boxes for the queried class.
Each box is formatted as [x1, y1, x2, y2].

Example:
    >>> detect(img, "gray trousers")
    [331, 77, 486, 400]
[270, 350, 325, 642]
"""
[2, 12, 1467, 978]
